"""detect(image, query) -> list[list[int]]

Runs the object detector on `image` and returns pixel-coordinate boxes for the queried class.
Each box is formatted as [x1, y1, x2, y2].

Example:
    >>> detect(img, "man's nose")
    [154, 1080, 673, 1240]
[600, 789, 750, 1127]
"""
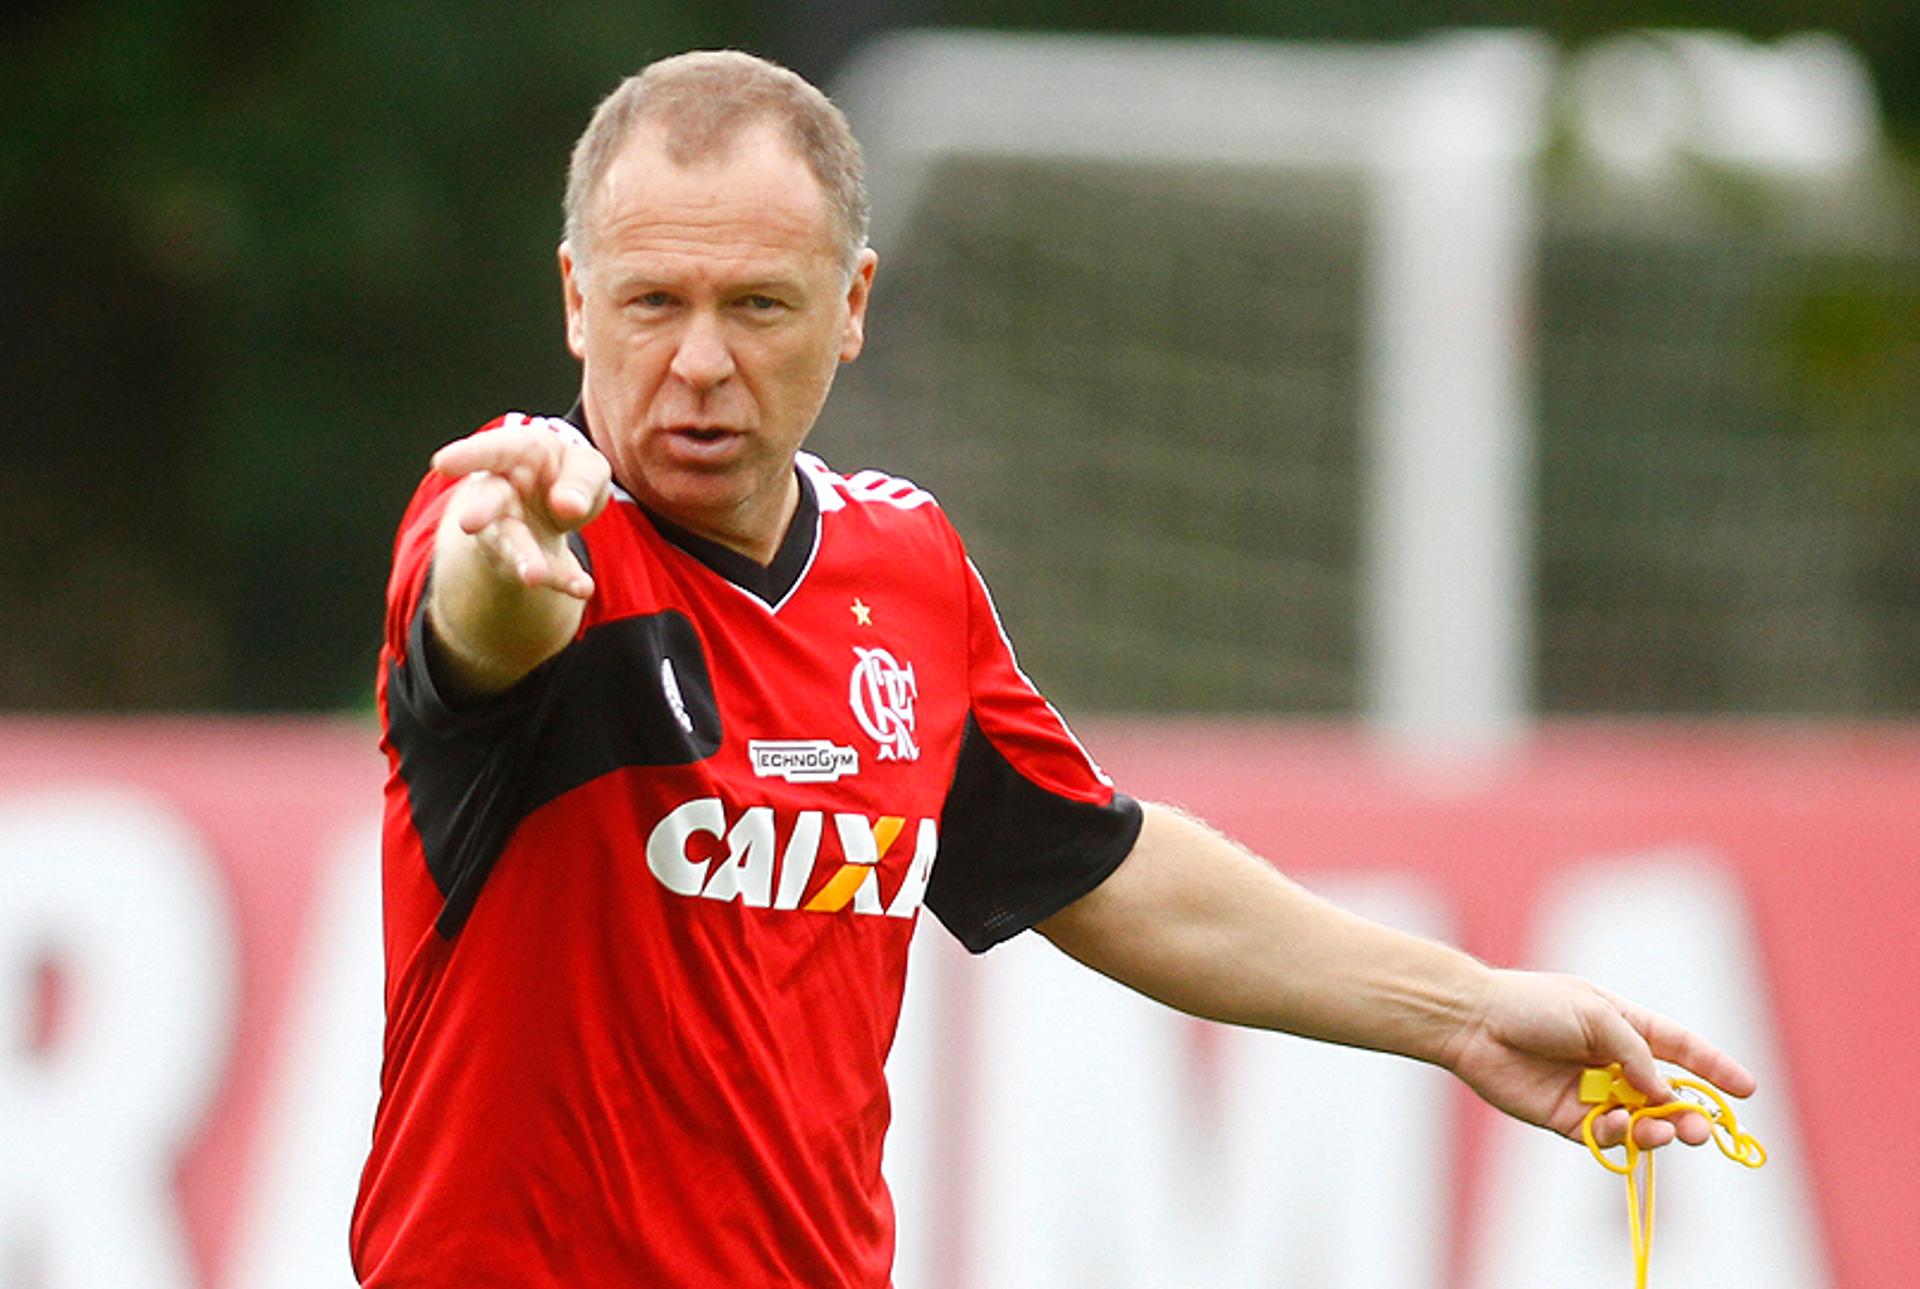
[668, 311, 736, 390]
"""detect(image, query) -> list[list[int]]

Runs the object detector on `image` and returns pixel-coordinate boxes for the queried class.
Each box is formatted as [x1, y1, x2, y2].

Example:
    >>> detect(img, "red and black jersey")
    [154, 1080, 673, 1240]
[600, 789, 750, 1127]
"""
[352, 411, 1141, 1288]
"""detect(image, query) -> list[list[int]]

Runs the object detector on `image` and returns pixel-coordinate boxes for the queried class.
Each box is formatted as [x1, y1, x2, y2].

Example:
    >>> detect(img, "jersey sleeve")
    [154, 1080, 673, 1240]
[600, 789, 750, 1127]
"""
[379, 469, 582, 938]
[924, 555, 1143, 953]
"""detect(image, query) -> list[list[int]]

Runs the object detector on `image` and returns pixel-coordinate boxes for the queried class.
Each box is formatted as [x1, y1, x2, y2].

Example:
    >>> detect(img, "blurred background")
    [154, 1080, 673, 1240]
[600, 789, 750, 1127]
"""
[4, 5, 1918, 1289]
[3, 0, 1914, 719]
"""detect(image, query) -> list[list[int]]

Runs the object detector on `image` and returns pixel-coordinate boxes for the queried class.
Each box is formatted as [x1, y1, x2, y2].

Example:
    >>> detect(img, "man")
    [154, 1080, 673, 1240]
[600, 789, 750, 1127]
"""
[354, 50, 1753, 1287]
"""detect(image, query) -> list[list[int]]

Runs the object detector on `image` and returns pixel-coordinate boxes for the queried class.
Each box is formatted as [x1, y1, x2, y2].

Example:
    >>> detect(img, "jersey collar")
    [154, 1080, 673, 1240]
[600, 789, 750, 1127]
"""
[562, 401, 820, 610]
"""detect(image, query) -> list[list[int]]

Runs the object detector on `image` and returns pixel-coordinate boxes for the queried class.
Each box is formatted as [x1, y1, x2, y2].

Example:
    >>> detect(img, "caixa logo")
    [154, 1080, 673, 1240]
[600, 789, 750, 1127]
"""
[646, 798, 937, 919]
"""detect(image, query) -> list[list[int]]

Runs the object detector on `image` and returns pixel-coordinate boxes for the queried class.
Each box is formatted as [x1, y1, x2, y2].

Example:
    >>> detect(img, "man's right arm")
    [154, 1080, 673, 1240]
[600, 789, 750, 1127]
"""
[424, 422, 613, 699]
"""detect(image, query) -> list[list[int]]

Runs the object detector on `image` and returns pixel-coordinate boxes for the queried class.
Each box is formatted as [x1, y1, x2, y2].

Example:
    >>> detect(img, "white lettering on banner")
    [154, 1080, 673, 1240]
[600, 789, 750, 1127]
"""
[908, 875, 1454, 1289]
[1468, 851, 1830, 1289]
[646, 798, 937, 917]
[0, 766, 1851, 1289]
[0, 788, 236, 1289]
[225, 814, 384, 1289]
[881, 923, 963, 1289]
[1203, 878, 1454, 1289]
[886, 855, 1828, 1289]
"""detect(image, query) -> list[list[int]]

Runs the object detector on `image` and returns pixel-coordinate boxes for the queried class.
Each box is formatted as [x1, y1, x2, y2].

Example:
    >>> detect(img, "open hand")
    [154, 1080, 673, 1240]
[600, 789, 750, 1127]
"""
[1444, 969, 1757, 1149]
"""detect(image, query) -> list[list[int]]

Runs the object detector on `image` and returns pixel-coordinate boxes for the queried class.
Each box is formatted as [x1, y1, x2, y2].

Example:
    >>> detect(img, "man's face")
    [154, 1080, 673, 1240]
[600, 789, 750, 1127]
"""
[561, 120, 876, 557]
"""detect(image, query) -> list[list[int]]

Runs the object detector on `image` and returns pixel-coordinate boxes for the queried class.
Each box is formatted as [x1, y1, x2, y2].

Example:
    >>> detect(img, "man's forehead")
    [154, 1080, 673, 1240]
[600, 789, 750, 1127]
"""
[593, 120, 832, 235]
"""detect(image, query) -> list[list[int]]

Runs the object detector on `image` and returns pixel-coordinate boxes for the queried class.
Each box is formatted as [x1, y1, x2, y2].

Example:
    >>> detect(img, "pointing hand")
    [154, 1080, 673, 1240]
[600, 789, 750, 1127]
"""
[432, 421, 612, 600]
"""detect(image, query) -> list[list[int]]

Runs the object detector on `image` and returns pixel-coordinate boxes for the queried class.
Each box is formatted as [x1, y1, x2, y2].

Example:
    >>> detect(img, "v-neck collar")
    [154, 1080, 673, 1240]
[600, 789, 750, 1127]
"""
[562, 402, 820, 610]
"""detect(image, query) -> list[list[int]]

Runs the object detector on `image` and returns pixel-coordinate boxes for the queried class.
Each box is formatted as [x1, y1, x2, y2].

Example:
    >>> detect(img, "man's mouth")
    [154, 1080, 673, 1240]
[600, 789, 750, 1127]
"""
[658, 424, 747, 464]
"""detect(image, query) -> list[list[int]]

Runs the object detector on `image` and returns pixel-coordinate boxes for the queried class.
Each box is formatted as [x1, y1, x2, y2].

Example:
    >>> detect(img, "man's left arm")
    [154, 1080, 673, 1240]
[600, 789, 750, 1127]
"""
[1036, 802, 1757, 1149]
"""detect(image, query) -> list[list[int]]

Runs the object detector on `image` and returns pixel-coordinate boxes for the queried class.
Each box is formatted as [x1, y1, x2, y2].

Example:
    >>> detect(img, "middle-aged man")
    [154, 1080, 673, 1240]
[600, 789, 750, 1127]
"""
[353, 49, 1754, 1287]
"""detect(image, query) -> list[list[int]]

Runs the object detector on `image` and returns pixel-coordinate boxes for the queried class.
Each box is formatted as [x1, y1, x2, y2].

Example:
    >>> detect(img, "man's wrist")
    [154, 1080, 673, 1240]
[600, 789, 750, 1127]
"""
[426, 509, 586, 696]
[1417, 951, 1496, 1073]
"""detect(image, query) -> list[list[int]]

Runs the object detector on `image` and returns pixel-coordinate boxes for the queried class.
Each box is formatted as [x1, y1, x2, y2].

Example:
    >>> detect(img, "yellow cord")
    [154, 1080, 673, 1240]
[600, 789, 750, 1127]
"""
[1578, 1063, 1766, 1288]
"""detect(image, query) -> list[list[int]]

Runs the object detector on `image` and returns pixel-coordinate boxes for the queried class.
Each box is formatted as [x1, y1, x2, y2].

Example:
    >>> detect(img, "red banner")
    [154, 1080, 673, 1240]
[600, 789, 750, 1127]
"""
[1, 719, 1913, 1288]
[1082, 722, 1919, 1289]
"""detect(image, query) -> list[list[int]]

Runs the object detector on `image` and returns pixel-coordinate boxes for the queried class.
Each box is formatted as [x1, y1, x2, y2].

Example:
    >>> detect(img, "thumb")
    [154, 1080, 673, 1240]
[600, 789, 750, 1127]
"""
[1592, 1002, 1670, 1104]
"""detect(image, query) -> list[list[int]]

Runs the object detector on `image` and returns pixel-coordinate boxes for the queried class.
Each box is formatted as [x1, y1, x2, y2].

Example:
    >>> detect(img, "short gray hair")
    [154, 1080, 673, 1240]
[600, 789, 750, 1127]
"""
[564, 50, 870, 274]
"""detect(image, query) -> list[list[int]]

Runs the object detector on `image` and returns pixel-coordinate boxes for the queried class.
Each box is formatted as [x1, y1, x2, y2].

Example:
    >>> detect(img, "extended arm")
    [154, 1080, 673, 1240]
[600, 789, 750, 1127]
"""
[1038, 803, 1756, 1146]
[425, 423, 612, 698]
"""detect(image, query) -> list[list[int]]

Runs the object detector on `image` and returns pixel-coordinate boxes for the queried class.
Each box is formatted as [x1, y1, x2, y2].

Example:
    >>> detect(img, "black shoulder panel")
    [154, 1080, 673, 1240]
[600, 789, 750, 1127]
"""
[927, 716, 1143, 954]
[387, 597, 722, 938]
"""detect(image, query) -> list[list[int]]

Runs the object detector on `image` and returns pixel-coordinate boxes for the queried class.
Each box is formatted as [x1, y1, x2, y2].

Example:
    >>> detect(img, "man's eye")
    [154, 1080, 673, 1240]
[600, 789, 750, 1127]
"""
[630, 291, 674, 308]
[742, 294, 782, 311]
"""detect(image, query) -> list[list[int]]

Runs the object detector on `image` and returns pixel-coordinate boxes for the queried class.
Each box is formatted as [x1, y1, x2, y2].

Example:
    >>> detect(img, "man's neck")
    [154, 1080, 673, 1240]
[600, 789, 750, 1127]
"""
[641, 470, 798, 568]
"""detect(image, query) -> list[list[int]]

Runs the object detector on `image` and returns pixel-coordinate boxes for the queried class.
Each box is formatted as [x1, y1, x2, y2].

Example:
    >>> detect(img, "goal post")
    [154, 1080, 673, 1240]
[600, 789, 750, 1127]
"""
[834, 30, 1553, 756]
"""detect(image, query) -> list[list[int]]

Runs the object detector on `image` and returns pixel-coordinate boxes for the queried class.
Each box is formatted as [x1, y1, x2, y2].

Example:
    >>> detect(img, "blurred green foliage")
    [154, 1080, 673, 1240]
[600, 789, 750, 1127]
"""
[1, 1, 1914, 710]
[2, 2, 748, 708]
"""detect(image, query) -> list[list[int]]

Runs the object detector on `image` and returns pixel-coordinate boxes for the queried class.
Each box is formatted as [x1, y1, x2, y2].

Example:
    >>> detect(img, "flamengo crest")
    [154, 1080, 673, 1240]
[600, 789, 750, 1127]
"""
[849, 646, 918, 762]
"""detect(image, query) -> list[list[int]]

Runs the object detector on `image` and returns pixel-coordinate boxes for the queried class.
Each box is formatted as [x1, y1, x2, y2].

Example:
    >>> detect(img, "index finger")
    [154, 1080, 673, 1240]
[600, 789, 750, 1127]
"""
[1601, 987, 1758, 1100]
[430, 425, 560, 481]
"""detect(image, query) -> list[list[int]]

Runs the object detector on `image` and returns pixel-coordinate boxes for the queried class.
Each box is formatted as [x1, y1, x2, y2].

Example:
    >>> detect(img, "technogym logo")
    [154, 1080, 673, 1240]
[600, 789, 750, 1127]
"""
[749, 739, 860, 784]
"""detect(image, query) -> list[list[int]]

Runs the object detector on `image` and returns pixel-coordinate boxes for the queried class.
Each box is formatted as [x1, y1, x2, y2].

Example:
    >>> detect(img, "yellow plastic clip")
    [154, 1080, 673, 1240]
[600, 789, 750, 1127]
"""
[1577, 1063, 1766, 1289]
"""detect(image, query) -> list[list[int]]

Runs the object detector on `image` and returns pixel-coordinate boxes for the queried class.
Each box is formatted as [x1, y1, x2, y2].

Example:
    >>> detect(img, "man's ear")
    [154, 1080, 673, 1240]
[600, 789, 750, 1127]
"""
[560, 240, 587, 360]
[839, 247, 879, 363]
